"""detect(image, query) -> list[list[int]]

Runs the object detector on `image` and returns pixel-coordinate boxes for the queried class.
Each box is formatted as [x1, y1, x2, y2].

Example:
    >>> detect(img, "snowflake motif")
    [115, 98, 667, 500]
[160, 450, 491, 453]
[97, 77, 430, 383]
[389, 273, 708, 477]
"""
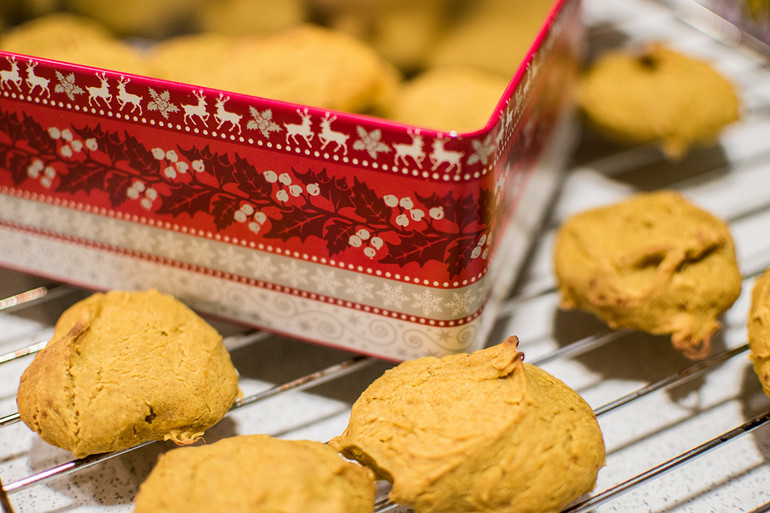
[411, 289, 443, 317]
[444, 290, 476, 316]
[54, 71, 84, 101]
[279, 260, 309, 289]
[156, 231, 188, 260]
[147, 88, 180, 119]
[247, 107, 281, 138]
[345, 275, 375, 303]
[216, 244, 247, 272]
[127, 224, 156, 251]
[96, 218, 128, 247]
[188, 239, 216, 267]
[251, 254, 278, 278]
[17, 201, 45, 228]
[467, 132, 496, 166]
[376, 283, 408, 309]
[353, 126, 391, 159]
[310, 268, 342, 295]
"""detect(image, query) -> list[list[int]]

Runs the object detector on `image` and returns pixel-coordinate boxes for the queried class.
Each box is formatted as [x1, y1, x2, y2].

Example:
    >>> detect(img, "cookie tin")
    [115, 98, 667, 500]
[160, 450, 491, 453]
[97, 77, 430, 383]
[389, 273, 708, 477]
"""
[0, 0, 582, 360]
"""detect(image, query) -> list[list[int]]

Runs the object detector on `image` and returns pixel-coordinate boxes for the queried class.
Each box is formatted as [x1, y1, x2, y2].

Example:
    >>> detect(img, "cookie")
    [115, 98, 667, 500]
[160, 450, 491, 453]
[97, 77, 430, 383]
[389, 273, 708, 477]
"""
[193, 0, 308, 36]
[134, 434, 376, 513]
[64, 0, 204, 39]
[553, 191, 742, 359]
[577, 43, 741, 157]
[748, 269, 770, 397]
[17, 289, 240, 458]
[0, 12, 152, 75]
[151, 24, 401, 113]
[381, 65, 509, 132]
[329, 336, 605, 513]
[427, 0, 553, 78]
[313, 0, 454, 74]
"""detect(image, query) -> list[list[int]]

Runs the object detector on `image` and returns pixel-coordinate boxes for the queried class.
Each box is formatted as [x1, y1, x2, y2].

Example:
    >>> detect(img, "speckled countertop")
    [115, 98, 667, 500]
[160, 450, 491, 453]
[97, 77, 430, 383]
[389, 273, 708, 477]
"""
[2, 0, 770, 511]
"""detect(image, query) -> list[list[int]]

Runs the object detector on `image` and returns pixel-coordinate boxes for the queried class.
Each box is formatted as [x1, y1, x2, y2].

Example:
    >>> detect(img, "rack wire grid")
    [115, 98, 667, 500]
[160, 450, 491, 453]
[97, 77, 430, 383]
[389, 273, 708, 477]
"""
[3, 0, 770, 511]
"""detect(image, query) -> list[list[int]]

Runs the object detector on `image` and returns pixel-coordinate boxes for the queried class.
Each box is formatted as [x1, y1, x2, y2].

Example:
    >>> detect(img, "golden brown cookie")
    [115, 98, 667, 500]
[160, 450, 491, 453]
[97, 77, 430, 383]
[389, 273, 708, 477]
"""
[134, 434, 376, 513]
[577, 43, 741, 158]
[427, 0, 553, 78]
[329, 336, 605, 513]
[17, 290, 240, 458]
[748, 269, 770, 397]
[193, 0, 308, 35]
[151, 24, 401, 113]
[313, 0, 454, 74]
[553, 191, 742, 359]
[381, 65, 509, 132]
[0, 12, 152, 75]
[64, 0, 204, 39]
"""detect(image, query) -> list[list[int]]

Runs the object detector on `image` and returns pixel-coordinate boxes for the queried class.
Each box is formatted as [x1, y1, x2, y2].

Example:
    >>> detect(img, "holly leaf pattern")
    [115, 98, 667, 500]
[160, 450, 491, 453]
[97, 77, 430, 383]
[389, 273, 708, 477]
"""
[350, 176, 390, 226]
[0, 101, 499, 280]
[380, 231, 454, 270]
[263, 205, 329, 243]
[232, 153, 269, 198]
[56, 161, 110, 194]
[155, 186, 217, 218]
[211, 195, 240, 231]
[417, 190, 480, 230]
[104, 172, 133, 207]
[325, 218, 356, 256]
[445, 237, 476, 279]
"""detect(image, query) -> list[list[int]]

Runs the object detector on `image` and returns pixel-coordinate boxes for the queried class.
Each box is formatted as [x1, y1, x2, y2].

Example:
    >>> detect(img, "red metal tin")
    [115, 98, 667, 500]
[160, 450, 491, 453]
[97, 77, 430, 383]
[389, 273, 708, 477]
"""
[0, 0, 583, 360]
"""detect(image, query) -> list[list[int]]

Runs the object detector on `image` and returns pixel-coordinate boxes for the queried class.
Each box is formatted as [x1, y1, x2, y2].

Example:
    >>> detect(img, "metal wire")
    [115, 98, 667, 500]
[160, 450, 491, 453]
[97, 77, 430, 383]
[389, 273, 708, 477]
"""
[0, 285, 74, 313]
[564, 409, 770, 512]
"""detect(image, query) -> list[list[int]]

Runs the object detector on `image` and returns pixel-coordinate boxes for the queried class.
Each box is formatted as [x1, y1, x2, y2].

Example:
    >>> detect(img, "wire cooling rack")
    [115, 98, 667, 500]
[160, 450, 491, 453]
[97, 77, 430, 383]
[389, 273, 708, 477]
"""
[2, 0, 770, 511]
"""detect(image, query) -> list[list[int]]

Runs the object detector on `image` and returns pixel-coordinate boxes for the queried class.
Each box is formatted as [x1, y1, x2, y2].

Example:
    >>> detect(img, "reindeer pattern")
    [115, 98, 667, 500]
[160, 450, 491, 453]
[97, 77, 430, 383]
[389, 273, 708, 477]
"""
[0, 56, 22, 91]
[116, 76, 143, 115]
[0, 54, 520, 178]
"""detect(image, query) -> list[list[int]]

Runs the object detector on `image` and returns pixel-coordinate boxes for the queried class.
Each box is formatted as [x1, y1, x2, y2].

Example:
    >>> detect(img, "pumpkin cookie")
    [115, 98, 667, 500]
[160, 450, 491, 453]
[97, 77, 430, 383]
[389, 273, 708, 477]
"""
[329, 336, 605, 513]
[151, 24, 401, 113]
[134, 435, 375, 513]
[553, 191, 742, 359]
[428, 0, 553, 78]
[577, 43, 741, 157]
[17, 289, 240, 458]
[748, 269, 770, 397]
[193, 0, 308, 35]
[381, 65, 509, 132]
[65, 0, 204, 38]
[0, 12, 152, 75]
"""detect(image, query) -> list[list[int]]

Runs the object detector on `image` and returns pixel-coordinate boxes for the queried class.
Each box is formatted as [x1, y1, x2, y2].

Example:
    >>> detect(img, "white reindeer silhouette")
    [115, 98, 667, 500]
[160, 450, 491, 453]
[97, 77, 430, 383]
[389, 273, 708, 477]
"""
[318, 114, 349, 154]
[393, 129, 425, 168]
[0, 57, 22, 91]
[429, 136, 463, 174]
[214, 94, 242, 133]
[25, 61, 50, 97]
[284, 108, 313, 146]
[87, 72, 112, 107]
[182, 89, 209, 125]
[116, 76, 143, 115]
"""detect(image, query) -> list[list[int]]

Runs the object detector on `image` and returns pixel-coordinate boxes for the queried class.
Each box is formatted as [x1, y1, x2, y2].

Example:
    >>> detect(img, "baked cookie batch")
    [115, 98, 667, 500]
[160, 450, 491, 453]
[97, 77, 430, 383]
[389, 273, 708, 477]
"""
[18, 297, 605, 512]
[3, 1, 760, 511]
